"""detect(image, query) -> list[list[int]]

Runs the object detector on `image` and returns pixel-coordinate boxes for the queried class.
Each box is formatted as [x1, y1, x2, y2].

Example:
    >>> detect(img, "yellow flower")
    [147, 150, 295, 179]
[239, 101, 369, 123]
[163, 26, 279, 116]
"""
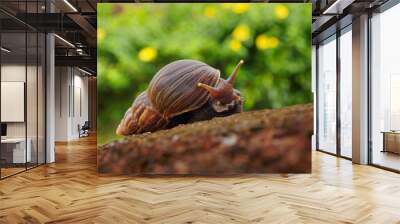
[275, 5, 289, 20]
[256, 35, 268, 50]
[266, 36, 279, 48]
[204, 6, 216, 18]
[138, 47, 157, 62]
[232, 24, 250, 42]
[232, 4, 250, 14]
[97, 28, 106, 41]
[255, 35, 279, 50]
[230, 39, 242, 52]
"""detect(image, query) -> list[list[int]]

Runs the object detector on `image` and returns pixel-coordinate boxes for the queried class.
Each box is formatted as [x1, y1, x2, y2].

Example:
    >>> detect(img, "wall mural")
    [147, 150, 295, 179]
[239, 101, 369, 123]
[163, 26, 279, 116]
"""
[97, 3, 313, 174]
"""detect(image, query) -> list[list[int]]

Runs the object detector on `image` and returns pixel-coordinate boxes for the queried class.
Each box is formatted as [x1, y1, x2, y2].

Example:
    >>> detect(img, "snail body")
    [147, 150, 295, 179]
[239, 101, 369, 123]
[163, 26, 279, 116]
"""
[116, 59, 244, 136]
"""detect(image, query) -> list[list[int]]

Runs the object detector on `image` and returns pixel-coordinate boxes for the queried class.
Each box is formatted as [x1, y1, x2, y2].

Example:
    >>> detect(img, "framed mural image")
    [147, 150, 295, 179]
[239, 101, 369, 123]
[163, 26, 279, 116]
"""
[97, 3, 313, 174]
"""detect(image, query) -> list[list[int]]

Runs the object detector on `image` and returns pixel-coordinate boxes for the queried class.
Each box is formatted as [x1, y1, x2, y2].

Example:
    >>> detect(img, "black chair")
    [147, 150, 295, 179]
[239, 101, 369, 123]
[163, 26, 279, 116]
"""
[78, 121, 90, 138]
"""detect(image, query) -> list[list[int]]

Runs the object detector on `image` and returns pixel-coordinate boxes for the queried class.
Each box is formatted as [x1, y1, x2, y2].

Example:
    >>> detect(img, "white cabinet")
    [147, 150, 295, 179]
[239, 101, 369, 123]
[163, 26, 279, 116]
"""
[1, 138, 32, 163]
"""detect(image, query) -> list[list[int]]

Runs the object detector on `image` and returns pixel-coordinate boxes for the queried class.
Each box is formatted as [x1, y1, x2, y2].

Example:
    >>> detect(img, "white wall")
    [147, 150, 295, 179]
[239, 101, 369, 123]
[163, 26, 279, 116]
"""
[72, 73, 89, 138]
[55, 67, 69, 141]
[55, 67, 89, 141]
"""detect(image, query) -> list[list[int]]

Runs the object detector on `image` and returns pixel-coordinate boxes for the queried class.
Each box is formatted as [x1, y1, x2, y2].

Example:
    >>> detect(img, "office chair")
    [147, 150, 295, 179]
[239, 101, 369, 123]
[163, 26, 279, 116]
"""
[79, 121, 90, 138]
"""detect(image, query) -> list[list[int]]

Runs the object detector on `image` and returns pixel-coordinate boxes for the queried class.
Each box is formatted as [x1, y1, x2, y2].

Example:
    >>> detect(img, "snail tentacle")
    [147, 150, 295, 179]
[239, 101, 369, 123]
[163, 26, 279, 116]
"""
[197, 83, 220, 98]
[197, 59, 244, 105]
[227, 59, 244, 84]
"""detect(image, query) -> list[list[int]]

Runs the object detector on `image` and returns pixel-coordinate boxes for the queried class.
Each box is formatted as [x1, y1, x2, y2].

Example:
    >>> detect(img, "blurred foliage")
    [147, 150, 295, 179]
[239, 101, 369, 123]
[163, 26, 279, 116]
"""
[98, 3, 312, 144]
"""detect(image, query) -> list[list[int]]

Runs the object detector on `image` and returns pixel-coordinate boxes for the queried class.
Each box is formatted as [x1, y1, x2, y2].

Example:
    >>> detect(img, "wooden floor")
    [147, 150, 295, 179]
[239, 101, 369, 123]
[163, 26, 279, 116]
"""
[373, 150, 400, 171]
[1, 136, 400, 223]
[1, 167, 26, 178]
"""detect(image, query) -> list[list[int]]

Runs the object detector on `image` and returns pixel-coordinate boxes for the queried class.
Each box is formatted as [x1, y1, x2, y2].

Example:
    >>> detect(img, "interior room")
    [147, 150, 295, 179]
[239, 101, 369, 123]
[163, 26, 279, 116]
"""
[0, 8, 46, 178]
[0, 0, 399, 223]
[0, 0, 96, 179]
[370, 3, 400, 171]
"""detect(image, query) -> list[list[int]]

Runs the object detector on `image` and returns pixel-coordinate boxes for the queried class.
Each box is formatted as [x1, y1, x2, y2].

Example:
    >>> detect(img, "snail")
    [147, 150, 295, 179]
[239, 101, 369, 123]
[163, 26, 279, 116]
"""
[116, 59, 244, 136]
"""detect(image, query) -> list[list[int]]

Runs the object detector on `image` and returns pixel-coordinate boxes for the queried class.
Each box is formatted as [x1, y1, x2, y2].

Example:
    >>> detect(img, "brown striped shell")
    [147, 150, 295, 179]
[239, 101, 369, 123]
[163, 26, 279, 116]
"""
[147, 60, 220, 119]
[116, 91, 168, 136]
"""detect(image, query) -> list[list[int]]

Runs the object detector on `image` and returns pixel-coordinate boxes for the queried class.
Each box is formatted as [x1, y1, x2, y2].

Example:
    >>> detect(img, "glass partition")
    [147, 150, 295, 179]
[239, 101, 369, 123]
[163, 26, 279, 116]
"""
[1, 30, 28, 177]
[317, 35, 337, 154]
[0, 2, 46, 179]
[27, 30, 38, 169]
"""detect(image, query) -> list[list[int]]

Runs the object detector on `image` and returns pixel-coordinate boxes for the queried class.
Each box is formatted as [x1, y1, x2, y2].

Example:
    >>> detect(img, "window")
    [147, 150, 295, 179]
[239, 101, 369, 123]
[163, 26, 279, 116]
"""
[370, 3, 400, 171]
[339, 28, 352, 158]
[317, 35, 337, 154]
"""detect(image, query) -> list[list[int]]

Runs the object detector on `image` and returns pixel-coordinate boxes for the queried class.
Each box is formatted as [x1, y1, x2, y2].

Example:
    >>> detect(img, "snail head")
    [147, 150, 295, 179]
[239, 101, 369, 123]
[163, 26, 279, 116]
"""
[197, 60, 243, 108]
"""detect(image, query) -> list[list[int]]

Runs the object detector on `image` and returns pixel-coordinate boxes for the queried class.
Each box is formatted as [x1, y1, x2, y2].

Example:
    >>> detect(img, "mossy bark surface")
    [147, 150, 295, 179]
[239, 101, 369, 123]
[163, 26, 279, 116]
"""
[98, 104, 313, 175]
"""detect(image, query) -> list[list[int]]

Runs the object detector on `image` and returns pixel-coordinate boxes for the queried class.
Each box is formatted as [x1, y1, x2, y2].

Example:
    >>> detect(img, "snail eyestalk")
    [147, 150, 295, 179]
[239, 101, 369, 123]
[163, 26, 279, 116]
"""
[197, 83, 220, 98]
[198, 60, 244, 104]
[227, 59, 244, 84]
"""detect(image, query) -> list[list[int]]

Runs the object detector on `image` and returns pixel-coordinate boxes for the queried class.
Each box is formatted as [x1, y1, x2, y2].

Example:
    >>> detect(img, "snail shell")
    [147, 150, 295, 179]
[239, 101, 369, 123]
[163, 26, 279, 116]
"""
[116, 91, 168, 136]
[116, 59, 244, 135]
[148, 60, 220, 118]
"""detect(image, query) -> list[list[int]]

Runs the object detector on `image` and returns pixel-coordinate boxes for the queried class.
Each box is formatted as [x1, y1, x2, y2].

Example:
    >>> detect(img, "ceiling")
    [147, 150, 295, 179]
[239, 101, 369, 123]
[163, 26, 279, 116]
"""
[1, 0, 393, 73]
[312, 0, 391, 43]
[0, 0, 97, 74]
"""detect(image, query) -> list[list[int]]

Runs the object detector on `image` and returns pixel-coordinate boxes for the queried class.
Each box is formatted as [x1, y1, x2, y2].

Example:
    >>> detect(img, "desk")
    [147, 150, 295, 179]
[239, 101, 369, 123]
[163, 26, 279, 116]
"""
[382, 131, 400, 154]
[1, 138, 31, 163]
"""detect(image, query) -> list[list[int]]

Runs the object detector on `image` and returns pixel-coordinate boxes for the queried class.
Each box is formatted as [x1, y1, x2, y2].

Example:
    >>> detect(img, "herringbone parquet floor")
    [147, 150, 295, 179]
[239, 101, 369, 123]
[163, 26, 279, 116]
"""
[1, 135, 400, 224]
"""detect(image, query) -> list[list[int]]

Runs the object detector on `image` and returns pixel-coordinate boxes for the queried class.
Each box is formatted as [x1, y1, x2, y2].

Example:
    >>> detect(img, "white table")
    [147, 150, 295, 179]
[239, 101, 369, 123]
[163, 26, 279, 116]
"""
[1, 138, 31, 163]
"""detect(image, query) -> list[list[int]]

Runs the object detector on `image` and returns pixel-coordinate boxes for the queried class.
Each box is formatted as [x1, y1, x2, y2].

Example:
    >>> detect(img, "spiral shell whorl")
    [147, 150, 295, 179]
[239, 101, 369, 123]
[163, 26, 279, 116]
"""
[148, 60, 220, 119]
